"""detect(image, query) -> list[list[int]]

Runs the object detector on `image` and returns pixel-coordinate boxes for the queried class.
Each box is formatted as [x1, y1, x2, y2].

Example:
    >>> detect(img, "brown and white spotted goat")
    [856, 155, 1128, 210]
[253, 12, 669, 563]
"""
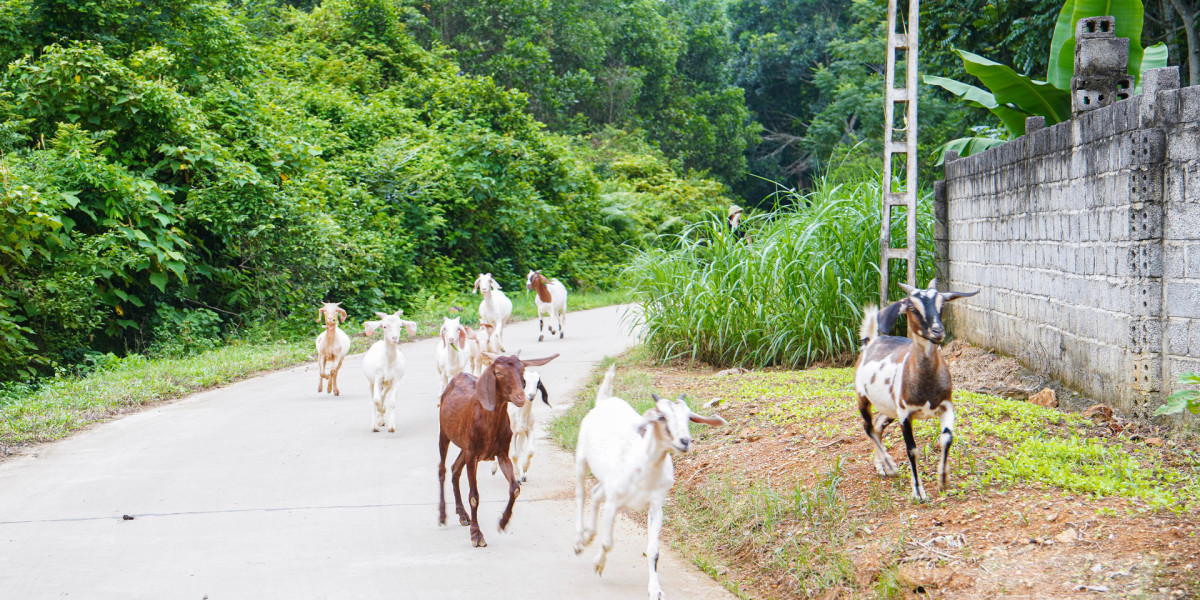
[854, 279, 977, 501]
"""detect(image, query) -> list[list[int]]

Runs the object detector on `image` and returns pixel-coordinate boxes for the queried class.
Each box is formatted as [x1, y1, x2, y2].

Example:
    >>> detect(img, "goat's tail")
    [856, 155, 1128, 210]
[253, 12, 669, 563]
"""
[859, 305, 879, 346]
[595, 364, 616, 403]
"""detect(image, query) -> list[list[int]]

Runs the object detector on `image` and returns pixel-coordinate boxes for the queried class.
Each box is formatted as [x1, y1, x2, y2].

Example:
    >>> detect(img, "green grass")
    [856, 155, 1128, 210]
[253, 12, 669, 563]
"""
[671, 458, 859, 596]
[626, 173, 937, 369]
[0, 290, 630, 454]
[0, 339, 319, 451]
[702, 366, 1200, 512]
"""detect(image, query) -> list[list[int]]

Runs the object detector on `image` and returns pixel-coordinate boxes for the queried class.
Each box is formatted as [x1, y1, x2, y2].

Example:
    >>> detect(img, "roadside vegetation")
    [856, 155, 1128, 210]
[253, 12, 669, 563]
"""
[627, 168, 937, 369]
[552, 351, 1200, 598]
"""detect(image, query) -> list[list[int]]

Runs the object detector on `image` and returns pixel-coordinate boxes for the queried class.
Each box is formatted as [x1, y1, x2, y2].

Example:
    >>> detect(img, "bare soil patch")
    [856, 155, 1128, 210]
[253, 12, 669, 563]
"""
[608, 344, 1200, 599]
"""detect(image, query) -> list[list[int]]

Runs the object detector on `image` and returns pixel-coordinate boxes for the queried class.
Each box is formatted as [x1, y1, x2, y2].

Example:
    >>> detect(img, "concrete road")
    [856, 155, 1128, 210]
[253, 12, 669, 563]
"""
[0, 305, 731, 600]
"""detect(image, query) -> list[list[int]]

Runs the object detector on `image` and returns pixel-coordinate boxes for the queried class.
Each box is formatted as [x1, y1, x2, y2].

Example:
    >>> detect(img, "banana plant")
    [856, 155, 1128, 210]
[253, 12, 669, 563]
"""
[928, 0, 1169, 163]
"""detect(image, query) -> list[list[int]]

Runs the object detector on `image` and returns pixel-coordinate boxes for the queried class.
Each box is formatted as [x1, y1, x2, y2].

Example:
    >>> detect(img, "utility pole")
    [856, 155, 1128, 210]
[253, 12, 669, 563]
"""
[880, 0, 919, 303]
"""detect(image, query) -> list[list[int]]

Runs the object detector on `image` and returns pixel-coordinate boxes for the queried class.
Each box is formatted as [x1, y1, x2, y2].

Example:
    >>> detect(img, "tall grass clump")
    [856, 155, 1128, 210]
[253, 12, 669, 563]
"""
[627, 173, 937, 368]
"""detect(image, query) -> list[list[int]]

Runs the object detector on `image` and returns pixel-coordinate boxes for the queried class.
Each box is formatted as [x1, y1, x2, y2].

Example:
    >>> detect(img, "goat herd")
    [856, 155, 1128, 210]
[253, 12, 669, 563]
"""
[309, 271, 975, 599]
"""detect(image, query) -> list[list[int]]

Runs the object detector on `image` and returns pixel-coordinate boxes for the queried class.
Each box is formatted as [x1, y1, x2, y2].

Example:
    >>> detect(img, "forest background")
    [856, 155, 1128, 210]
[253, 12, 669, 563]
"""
[0, 0, 1194, 381]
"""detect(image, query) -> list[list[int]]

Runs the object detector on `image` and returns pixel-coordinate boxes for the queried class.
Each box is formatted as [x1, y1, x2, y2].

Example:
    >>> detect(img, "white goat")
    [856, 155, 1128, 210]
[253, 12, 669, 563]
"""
[526, 270, 568, 342]
[490, 370, 550, 481]
[574, 365, 725, 600]
[465, 323, 500, 376]
[436, 317, 471, 391]
[315, 302, 350, 396]
[473, 273, 512, 350]
[362, 310, 417, 433]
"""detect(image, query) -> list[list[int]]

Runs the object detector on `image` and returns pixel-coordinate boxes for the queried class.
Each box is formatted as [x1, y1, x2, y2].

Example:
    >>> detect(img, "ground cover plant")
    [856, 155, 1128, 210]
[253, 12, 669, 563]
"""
[627, 170, 937, 369]
[552, 350, 1200, 598]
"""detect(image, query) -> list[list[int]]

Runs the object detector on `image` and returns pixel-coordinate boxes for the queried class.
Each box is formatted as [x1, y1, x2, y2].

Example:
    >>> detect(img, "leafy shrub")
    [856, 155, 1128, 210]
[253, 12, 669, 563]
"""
[628, 170, 937, 368]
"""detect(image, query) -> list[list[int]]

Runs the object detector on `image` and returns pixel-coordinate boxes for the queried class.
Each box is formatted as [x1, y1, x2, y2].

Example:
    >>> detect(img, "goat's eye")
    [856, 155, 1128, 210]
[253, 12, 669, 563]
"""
[658, 415, 666, 422]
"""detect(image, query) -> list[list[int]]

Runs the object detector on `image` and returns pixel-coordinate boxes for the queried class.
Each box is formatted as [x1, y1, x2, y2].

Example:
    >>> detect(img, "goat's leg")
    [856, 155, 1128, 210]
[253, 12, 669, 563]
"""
[859, 395, 897, 476]
[593, 499, 618, 575]
[331, 357, 345, 396]
[899, 415, 927, 501]
[317, 356, 327, 392]
[466, 460, 486, 547]
[370, 381, 383, 432]
[646, 501, 665, 599]
[574, 460, 598, 553]
[438, 432, 450, 526]
[873, 413, 898, 474]
[450, 450, 470, 526]
[519, 435, 534, 481]
[496, 453, 521, 531]
[538, 314, 545, 342]
[385, 386, 397, 433]
[558, 307, 565, 339]
[937, 403, 956, 492]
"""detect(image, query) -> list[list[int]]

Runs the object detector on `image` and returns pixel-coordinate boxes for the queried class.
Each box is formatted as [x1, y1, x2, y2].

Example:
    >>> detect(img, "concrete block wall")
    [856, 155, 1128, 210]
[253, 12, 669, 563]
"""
[937, 68, 1200, 418]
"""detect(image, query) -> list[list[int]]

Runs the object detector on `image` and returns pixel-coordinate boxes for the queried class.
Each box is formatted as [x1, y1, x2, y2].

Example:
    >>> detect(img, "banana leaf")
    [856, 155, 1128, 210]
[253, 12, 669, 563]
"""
[958, 50, 1072, 123]
[932, 137, 1009, 166]
[1048, 0, 1078, 89]
[925, 75, 1033, 136]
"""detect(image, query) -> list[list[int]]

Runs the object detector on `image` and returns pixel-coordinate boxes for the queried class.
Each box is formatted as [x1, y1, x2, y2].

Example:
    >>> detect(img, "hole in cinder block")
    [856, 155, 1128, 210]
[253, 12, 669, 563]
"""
[1084, 96, 1092, 105]
[1087, 21, 1097, 33]
[1098, 94, 1106, 102]
[1119, 80, 1130, 89]
[1118, 93, 1129, 100]
[1102, 21, 1110, 32]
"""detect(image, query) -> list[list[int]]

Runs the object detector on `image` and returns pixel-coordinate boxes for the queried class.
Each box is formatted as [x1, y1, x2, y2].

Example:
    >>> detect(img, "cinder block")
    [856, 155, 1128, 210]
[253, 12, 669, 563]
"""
[1188, 243, 1200, 276]
[1166, 280, 1200, 319]
[1167, 126, 1200, 163]
[1129, 166, 1163, 204]
[1127, 128, 1167, 166]
[1181, 86, 1200, 122]
[1166, 202, 1200, 241]
[1141, 67, 1180, 97]
[1166, 319, 1190, 355]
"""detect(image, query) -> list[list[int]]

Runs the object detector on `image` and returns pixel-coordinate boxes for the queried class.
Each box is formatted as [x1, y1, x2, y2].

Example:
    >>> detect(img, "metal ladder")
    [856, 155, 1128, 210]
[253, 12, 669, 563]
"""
[880, 0, 919, 303]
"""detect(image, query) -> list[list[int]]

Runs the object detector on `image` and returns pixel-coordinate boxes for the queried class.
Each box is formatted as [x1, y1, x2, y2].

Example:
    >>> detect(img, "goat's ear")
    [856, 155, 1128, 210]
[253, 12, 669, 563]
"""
[520, 353, 559, 367]
[637, 408, 663, 436]
[941, 290, 979, 303]
[537, 379, 550, 406]
[317, 309, 324, 323]
[458, 328, 467, 349]
[337, 307, 347, 322]
[364, 321, 380, 336]
[877, 299, 908, 336]
[374, 311, 389, 319]
[402, 320, 417, 337]
[689, 412, 727, 427]
[476, 364, 498, 412]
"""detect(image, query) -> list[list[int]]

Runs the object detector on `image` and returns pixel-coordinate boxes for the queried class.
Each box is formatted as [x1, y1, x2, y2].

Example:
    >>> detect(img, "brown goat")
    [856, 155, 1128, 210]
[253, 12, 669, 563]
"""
[438, 352, 559, 547]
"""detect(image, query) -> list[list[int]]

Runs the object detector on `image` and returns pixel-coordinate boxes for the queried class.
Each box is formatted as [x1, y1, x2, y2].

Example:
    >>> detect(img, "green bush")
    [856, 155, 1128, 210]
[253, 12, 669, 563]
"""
[627, 170, 937, 368]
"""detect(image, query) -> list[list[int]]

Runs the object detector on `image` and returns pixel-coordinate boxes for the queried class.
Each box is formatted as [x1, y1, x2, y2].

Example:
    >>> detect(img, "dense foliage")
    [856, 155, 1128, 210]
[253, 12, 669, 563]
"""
[0, 0, 732, 380]
[627, 170, 937, 368]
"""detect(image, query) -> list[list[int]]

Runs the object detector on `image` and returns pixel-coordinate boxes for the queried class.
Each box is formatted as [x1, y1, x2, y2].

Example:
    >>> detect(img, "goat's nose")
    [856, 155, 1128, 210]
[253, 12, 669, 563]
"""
[680, 438, 691, 451]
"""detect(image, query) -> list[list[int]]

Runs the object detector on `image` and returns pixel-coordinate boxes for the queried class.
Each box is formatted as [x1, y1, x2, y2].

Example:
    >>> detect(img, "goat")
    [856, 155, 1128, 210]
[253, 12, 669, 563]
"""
[490, 370, 550, 481]
[436, 317, 471, 391]
[438, 352, 559, 547]
[464, 323, 500, 376]
[472, 273, 513, 350]
[362, 310, 417, 433]
[573, 365, 725, 599]
[315, 302, 350, 396]
[526, 270, 568, 341]
[855, 278, 977, 501]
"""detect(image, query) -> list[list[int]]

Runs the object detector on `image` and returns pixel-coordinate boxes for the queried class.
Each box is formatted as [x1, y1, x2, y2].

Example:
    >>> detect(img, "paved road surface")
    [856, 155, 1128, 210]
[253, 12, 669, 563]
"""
[0, 305, 732, 600]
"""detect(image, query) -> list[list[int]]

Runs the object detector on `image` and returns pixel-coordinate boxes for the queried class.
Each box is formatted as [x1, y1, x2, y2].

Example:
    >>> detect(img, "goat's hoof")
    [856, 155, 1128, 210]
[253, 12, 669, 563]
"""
[334, 391, 340, 397]
[372, 427, 380, 433]
[520, 475, 527, 483]
[559, 333, 564, 339]
[594, 559, 606, 575]
[459, 517, 470, 527]
[573, 543, 584, 555]
[472, 534, 487, 548]
[538, 335, 544, 342]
